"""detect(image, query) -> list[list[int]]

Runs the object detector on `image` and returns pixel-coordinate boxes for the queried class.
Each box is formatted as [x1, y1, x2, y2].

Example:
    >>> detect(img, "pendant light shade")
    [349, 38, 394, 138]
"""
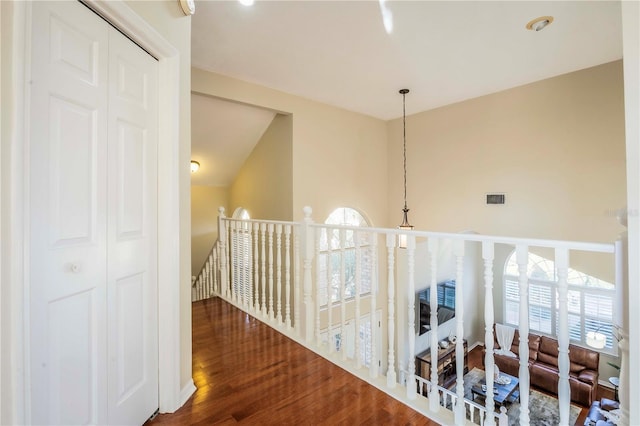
[398, 88, 413, 248]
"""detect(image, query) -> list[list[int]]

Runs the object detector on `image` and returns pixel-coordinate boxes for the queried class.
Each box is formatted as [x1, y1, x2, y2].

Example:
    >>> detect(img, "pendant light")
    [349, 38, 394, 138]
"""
[398, 88, 413, 248]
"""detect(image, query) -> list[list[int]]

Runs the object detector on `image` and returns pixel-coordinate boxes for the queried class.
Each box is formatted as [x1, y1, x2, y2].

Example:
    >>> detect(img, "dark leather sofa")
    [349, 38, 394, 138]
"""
[486, 327, 599, 406]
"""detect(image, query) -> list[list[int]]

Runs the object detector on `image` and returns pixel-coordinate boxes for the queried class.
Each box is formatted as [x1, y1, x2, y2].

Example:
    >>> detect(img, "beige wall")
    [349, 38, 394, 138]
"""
[229, 114, 293, 221]
[191, 186, 228, 276]
[387, 61, 626, 244]
[192, 68, 389, 229]
[124, 0, 193, 393]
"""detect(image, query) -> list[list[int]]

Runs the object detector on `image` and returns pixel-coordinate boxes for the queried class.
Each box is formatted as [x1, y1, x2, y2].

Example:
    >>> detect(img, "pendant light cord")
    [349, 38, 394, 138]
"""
[402, 90, 408, 211]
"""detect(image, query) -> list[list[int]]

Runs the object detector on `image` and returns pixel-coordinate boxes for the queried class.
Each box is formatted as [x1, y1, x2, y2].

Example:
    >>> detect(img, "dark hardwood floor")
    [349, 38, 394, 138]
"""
[150, 297, 614, 425]
[149, 297, 439, 425]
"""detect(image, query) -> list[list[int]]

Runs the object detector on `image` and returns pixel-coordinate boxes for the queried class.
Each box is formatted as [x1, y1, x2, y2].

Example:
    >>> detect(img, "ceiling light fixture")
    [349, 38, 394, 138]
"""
[238, 0, 255, 6]
[526, 16, 554, 32]
[398, 88, 413, 249]
[190, 161, 200, 173]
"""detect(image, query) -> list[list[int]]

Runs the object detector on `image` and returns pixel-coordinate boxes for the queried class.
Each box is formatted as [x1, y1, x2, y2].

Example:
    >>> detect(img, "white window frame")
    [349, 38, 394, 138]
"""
[503, 251, 617, 355]
[318, 207, 373, 307]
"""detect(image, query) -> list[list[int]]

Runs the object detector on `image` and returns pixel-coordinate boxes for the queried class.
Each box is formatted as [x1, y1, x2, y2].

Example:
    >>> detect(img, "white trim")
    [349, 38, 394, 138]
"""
[622, 2, 640, 424]
[7, 2, 31, 423]
[179, 379, 197, 407]
[7, 0, 184, 421]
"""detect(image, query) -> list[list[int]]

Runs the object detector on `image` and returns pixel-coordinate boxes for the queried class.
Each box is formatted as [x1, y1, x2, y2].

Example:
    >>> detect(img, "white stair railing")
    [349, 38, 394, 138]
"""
[209, 206, 621, 426]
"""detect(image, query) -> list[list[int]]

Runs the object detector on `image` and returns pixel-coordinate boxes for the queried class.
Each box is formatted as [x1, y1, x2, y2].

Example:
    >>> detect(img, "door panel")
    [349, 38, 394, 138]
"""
[47, 290, 97, 425]
[30, 3, 109, 424]
[107, 25, 159, 426]
[48, 96, 97, 246]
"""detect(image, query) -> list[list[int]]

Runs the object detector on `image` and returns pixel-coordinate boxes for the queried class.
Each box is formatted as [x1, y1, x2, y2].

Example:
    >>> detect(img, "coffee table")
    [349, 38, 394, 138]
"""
[471, 372, 520, 407]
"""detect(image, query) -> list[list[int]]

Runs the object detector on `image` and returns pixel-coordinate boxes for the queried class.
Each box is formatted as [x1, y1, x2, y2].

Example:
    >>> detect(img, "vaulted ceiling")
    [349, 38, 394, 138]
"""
[190, 0, 622, 186]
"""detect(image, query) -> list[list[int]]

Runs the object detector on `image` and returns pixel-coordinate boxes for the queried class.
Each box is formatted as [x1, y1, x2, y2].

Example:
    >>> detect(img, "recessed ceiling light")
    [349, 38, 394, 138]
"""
[238, 0, 254, 6]
[190, 161, 200, 173]
[526, 16, 554, 32]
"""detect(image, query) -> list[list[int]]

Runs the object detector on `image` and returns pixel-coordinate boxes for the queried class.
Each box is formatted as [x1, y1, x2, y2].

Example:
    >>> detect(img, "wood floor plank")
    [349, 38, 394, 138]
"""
[150, 297, 610, 425]
[149, 297, 439, 425]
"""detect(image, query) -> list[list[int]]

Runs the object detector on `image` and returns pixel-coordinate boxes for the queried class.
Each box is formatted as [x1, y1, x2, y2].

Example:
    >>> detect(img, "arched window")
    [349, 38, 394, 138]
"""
[318, 207, 373, 306]
[232, 207, 250, 220]
[503, 251, 616, 352]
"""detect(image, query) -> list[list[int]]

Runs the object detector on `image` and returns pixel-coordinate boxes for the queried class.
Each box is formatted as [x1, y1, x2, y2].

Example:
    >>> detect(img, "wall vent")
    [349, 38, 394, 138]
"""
[486, 193, 506, 205]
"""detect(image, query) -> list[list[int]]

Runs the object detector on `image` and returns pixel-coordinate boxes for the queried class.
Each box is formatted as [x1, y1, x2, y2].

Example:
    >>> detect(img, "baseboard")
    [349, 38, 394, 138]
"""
[180, 379, 197, 407]
[469, 341, 484, 351]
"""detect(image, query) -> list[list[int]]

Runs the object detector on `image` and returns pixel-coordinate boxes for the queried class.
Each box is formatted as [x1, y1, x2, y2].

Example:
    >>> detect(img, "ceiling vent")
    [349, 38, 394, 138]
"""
[486, 193, 506, 205]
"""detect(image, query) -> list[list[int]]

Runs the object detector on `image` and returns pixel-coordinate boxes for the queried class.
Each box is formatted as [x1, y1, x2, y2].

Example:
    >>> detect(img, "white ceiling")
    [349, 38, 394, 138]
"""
[190, 0, 622, 186]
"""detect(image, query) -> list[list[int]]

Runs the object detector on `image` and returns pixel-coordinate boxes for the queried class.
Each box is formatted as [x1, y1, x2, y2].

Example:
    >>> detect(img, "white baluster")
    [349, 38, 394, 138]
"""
[327, 229, 334, 354]
[428, 237, 440, 412]
[498, 406, 508, 426]
[276, 223, 283, 323]
[229, 220, 237, 302]
[243, 221, 249, 307]
[260, 223, 267, 316]
[555, 248, 570, 426]
[205, 261, 210, 299]
[302, 207, 314, 343]
[208, 253, 213, 297]
[294, 225, 301, 334]
[482, 241, 496, 426]
[407, 235, 417, 400]
[516, 244, 531, 426]
[454, 239, 465, 424]
[213, 246, 218, 295]
[386, 233, 397, 388]
[245, 223, 251, 308]
[285, 224, 292, 328]
[218, 208, 228, 299]
[340, 228, 347, 361]
[315, 227, 322, 347]
[369, 231, 378, 379]
[253, 223, 260, 312]
[355, 230, 362, 369]
[268, 223, 275, 320]
[226, 219, 232, 298]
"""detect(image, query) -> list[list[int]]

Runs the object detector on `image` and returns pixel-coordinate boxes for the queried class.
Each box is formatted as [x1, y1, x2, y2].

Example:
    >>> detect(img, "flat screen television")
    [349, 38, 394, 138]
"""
[418, 280, 456, 335]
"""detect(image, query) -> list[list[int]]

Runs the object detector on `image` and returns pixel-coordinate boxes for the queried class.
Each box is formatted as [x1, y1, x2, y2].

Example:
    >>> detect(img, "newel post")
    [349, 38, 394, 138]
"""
[301, 207, 315, 343]
[218, 207, 228, 298]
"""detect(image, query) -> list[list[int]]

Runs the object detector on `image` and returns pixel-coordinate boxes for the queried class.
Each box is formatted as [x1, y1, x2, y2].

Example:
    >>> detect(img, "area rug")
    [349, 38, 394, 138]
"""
[461, 368, 581, 426]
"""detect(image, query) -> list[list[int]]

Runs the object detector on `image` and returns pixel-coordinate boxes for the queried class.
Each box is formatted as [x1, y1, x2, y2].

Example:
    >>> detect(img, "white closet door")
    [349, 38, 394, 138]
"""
[106, 26, 158, 426]
[29, 2, 109, 424]
[29, 2, 159, 425]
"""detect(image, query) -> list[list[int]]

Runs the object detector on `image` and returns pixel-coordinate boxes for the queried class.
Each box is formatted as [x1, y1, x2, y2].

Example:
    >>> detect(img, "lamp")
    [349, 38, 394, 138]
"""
[398, 88, 413, 248]
[586, 324, 621, 350]
[190, 161, 200, 173]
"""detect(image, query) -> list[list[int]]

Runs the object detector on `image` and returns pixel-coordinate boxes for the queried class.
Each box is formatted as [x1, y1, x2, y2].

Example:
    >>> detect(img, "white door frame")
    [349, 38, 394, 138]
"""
[6, 1, 183, 422]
